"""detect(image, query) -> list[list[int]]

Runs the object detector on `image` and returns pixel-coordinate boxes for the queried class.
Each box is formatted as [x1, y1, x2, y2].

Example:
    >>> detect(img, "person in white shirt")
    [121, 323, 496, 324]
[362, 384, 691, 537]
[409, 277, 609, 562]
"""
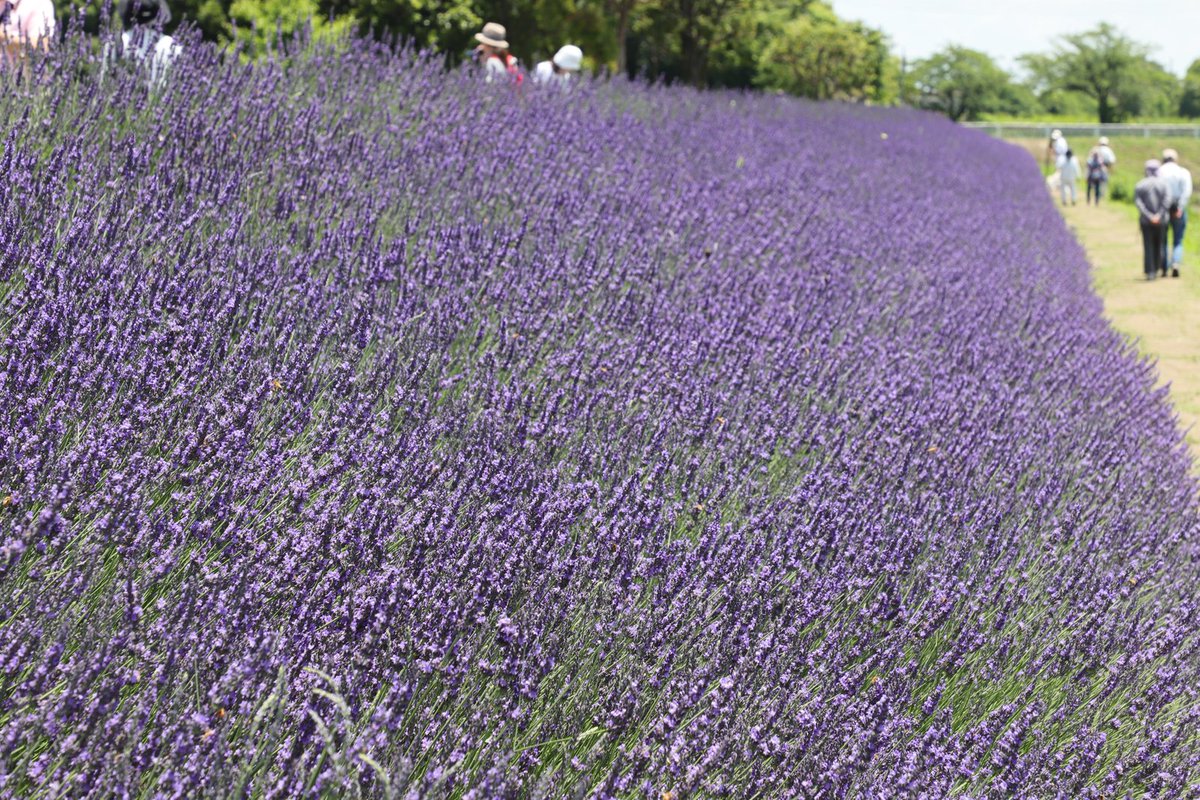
[1158, 148, 1192, 276]
[1047, 129, 1069, 170]
[534, 44, 582, 86]
[1059, 148, 1081, 206]
[1097, 136, 1116, 168]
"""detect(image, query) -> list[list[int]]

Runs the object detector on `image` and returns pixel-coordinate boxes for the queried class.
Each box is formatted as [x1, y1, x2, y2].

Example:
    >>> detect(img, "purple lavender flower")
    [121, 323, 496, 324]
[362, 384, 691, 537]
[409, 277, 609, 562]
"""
[0, 23, 1198, 799]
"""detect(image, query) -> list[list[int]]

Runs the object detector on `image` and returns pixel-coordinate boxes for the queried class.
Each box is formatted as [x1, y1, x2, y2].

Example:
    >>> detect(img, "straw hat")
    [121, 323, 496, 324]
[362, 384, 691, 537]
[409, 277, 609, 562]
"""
[553, 45, 583, 71]
[475, 22, 508, 50]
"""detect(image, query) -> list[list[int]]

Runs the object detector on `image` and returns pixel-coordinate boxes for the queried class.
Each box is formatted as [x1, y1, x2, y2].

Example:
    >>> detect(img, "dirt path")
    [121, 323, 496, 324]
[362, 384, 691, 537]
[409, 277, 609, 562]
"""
[1055, 198, 1200, 455]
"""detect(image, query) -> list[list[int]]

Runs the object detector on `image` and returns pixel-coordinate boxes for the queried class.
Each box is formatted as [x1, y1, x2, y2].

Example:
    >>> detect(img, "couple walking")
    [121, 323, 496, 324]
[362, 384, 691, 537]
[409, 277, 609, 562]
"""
[1050, 130, 1115, 206]
[1136, 150, 1193, 280]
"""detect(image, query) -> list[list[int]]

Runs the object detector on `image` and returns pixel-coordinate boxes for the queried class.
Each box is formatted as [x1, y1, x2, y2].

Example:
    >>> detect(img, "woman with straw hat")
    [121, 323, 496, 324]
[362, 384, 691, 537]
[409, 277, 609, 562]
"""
[474, 22, 521, 84]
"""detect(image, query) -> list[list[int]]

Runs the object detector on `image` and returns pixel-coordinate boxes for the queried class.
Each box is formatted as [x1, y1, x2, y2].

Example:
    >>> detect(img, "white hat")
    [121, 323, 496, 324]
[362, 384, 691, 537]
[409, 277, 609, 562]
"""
[475, 22, 508, 50]
[553, 45, 583, 72]
[1051, 129, 1062, 139]
[1098, 136, 1109, 145]
[1163, 148, 1179, 162]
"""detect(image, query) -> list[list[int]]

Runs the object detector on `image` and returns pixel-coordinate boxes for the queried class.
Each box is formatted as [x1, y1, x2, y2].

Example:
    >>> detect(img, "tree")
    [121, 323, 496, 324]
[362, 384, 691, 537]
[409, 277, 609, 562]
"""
[755, 6, 889, 102]
[907, 46, 1013, 121]
[1179, 59, 1200, 118]
[230, 0, 356, 56]
[626, 0, 752, 86]
[1114, 57, 1180, 119]
[1019, 23, 1154, 123]
[605, 0, 652, 75]
[59, 0, 900, 98]
[671, 0, 741, 86]
[322, 0, 479, 55]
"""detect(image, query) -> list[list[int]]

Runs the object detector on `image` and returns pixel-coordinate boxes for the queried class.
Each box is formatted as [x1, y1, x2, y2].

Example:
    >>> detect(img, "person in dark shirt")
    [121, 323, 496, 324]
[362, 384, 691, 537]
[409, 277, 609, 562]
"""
[1135, 160, 1170, 280]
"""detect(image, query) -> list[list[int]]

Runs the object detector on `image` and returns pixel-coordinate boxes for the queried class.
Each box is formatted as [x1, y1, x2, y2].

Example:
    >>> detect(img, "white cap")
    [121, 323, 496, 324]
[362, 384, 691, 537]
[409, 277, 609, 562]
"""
[553, 45, 583, 72]
[1163, 148, 1179, 162]
[1098, 136, 1109, 145]
[1051, 129, 1062, 139]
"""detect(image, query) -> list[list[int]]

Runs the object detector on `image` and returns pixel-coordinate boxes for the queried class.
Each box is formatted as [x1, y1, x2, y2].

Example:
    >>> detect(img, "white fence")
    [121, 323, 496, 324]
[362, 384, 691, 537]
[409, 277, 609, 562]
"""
[962, 122, 1200, 139]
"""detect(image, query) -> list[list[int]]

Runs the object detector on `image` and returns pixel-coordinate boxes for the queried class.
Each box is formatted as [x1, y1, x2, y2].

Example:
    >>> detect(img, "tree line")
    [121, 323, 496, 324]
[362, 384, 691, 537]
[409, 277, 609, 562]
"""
[906, 24, 1200, 123]
[59, 0, 1200, 122]
[62, 0, 896, 100]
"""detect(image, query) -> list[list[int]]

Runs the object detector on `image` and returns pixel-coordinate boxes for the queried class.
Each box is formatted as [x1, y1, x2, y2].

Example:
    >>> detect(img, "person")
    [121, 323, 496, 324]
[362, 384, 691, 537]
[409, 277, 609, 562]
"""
[119, 0, 180, 86]
[1059, 148, 1081, 206]
[0, 0, 55, 65]
[1158, 148, 1192, 277]
[99, 0, 179, 88]
[533, 44, 582, 85]
[474, 22, 520, 84]
[1047, 129, 1069, 169]
[1135, 160, 1170, 280]
[120, 0, 170, 45]
[1097, 136, 1116, 169]
[1085, 148, 1107, 205]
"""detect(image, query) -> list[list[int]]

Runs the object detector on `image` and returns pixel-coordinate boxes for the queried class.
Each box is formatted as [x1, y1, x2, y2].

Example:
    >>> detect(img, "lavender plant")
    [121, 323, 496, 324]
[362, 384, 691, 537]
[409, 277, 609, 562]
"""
[2, 28, 1200, 799]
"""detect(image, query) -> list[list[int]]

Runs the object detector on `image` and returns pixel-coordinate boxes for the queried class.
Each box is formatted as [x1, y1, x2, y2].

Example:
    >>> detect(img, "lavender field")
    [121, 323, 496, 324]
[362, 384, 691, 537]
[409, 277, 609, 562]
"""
[3, 32, 1200, 799]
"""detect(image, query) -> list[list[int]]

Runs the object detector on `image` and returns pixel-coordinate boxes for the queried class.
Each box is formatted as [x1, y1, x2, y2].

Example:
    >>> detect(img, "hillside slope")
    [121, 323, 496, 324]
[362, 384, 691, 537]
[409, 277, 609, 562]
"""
[2, 36, 1199, 797]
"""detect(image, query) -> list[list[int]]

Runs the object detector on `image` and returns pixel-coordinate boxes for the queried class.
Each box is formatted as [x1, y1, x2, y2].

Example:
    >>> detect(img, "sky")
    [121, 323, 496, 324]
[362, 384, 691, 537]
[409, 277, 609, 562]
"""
[830, 0, 1200, 76]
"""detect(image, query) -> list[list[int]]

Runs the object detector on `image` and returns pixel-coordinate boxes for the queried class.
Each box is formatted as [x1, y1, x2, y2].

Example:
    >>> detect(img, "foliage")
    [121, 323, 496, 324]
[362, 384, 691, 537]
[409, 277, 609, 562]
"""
[229, 0, 356, 56]
[603, 0, 652, 75]
[329, 0, 482, 53]
[1179, 59, 1200, 118]
[629, 0, 760, 87]
[906, 45, 1013, 121]
[1018, 81, 1096, 120]
[754, 2, 892, 102]
[906, 25, 1193, 124]
[58, 0, 894, 95]
[1100, 55, 1181, 120]
[1019, 23, 1171, 123]
[4, 29, 1200, 798]
[993, 80, 1042, 118]
[50, 4, 1200, 115]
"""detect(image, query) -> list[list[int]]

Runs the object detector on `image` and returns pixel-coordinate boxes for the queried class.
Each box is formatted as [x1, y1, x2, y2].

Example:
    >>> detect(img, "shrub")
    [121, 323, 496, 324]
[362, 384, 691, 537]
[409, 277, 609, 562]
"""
[1110, 177, 1133, 202]
[1, 31, 1199, 797]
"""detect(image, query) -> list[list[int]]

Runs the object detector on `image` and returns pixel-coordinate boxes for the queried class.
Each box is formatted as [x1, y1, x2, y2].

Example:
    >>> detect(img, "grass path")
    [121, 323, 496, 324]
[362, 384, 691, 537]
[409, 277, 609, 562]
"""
[1054, 197, 1200, 455]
